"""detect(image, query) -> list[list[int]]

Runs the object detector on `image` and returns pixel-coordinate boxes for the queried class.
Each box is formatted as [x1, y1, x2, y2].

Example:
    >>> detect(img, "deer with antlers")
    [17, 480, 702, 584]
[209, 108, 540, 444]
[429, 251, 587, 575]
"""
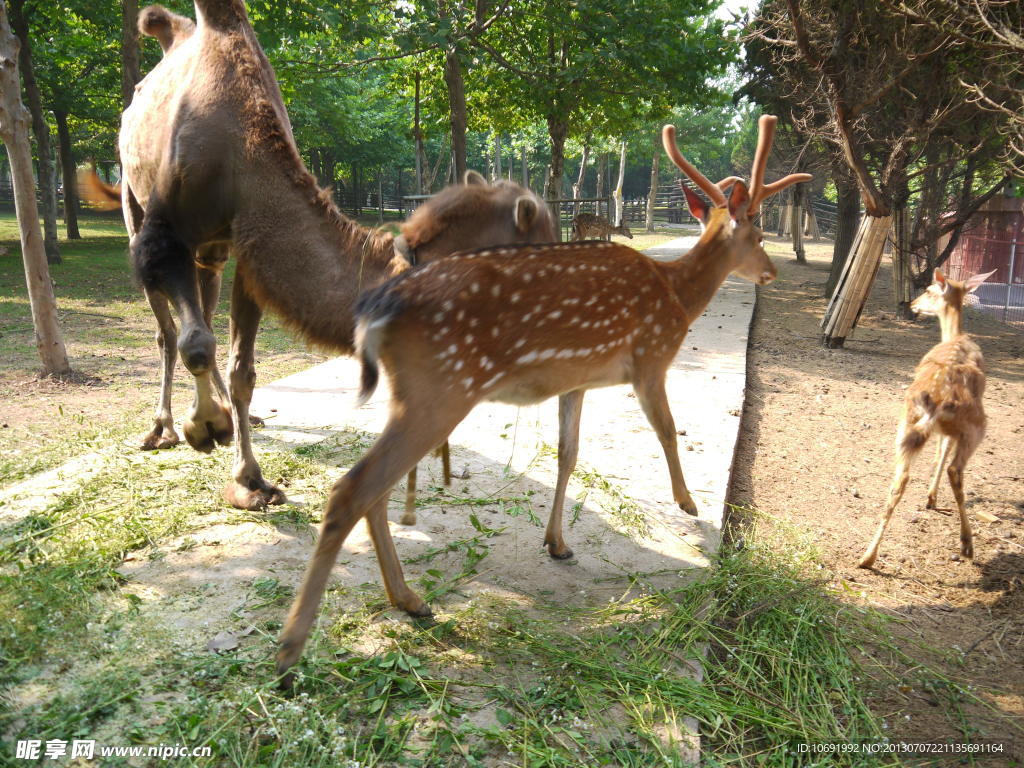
[858, 268, 996, 569]
[276, 116, 811, 678]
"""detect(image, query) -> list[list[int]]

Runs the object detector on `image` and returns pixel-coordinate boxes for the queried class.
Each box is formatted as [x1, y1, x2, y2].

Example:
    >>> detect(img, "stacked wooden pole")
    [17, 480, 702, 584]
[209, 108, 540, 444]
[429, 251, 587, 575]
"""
[821, 214, 892, 347]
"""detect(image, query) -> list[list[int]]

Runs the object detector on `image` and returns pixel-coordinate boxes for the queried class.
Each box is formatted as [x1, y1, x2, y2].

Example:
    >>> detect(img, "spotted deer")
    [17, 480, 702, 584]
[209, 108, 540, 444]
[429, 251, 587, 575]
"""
[276, 116, 811, 678]
[858, 268, 996, 569]
[571, 212, 633, 240]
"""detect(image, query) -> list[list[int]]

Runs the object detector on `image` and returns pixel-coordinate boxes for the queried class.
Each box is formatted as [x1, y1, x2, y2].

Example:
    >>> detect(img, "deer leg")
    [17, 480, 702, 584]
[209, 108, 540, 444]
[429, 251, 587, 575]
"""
[634, 377, 697, 515]
[947, 434, 980, 560]
[277, 401, 469, 677]
[183, 261, 233, 452]
[439, 442, 452, 484]
[545, 390, 585, 560]
[221, 279, 286, 510]
[366, 498, 429, 613]
[858, 424, 925, 569]
[402, 465, 418, 526]
[140, 288, 181, 450]
[926, 436, 952, 510]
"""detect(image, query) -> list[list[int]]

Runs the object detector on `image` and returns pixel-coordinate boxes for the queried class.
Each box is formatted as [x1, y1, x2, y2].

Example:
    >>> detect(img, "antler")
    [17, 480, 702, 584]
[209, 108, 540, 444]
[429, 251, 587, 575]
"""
[662, 125, 728, 207]
[747, 115, 812, 214]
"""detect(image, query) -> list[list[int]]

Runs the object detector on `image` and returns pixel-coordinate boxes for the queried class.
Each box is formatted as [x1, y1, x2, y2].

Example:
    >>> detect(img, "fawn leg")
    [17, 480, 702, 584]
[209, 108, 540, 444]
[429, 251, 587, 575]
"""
[947, 435, 980, 559]
[926, 436, 952, 509]
[222, 279, 286, 509]
[277, 401, 469, 677]
[858, 424, 925, 569]
[141, 289, 181, 450]
[634, 377, 697, 515]
[545, 390, 585, 559]
[402, 465, 418, 526]
[439, 442, 451, 484]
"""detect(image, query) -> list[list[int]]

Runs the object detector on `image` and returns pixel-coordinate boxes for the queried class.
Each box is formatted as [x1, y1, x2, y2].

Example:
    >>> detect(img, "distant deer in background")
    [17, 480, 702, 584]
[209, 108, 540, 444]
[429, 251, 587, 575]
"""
[571, 212, 633, 240]
[275, 116, 811, 678]
[858, 268, 997, 569]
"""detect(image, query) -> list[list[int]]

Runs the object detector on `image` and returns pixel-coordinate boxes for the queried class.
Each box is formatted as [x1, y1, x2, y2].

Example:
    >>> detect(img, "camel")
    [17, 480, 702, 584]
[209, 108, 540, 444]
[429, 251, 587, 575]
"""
[114, 2, 556, 509]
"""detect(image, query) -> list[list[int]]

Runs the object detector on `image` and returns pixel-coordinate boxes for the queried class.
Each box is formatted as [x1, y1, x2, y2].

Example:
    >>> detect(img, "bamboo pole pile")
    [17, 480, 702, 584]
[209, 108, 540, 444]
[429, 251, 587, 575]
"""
[821, 214, 892, 347]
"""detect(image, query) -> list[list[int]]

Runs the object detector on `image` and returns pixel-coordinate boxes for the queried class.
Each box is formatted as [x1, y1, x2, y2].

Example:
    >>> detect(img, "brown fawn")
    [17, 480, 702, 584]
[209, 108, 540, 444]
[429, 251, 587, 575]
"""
[276, 116, 811, 678]
[858, 268, 996, 569]
[571, 212, 633, 240]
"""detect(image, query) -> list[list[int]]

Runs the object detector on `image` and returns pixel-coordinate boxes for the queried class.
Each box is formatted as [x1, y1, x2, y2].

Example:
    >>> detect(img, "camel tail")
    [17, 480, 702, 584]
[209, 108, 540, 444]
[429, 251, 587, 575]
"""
[78, 169, 121, 211]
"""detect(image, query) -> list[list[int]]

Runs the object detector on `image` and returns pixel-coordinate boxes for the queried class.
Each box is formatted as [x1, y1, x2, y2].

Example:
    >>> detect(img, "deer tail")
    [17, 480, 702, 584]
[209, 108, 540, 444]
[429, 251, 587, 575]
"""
[78, 169, 122, 211]
[354, 284, 406, 407]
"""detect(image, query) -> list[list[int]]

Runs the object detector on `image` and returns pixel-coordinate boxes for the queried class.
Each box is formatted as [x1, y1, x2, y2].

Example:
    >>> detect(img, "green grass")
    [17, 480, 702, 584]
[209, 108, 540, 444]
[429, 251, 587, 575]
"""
[2, 454, 924, 768]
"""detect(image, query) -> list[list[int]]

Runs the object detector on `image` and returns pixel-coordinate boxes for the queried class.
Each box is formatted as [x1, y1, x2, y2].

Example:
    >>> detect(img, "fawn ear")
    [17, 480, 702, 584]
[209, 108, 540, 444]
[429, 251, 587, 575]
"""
[964, 269, 997, 294]
[681, 184, 709, 224]
[514, 195, 539, 233]
[933, 268, 948, 290]
[464, 170, 487, 186]
[727, 180, 752, 220]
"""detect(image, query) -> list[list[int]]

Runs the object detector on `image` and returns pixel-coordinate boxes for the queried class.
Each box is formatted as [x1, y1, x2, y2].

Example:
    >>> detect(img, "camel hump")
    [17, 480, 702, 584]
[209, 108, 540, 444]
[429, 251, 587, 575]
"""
[138, 5, 196, 53]
[192, 0, 250, 30]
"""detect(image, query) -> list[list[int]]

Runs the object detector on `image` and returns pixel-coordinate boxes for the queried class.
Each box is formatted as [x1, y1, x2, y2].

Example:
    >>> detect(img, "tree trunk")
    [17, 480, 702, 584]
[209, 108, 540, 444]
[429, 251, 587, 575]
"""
[120, 0, 141, 108]
[545, 116, 567, 203]
[520, 140, 528, 188]
[825, 171, 861, 297]
[377, 172, 384, 224]
[594, 153, 605, 217]
[444, 46, 467, 183]
[804, 207, 820, 240]
[0, 3, 69, 376]
[414, 71, 424, 194]
[613, 140, 626, 226]
[572, 141, 589, 217]
[54, 109, 80, 239]
[492, 131, 501, 181]
[646, 144, 659, 233]
[8, 0, 59, 264]
[891, 203, 914, 319]
[790, 183, 806, 263]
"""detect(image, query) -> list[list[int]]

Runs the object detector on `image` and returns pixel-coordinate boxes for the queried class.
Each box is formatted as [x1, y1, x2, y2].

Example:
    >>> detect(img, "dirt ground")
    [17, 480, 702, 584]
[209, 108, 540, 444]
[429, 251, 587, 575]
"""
[732, 237, 1024, 761]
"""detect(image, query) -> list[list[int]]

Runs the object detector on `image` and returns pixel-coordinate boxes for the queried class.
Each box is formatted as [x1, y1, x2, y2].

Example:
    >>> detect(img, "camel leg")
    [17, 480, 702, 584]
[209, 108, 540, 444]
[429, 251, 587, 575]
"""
[132, 212, 227, 452]
[858, 423, 925, 569]
[926, 435, 952, 510]
[183, 260, 233, 452]
[140, 289, 181, 450]
[221, 279, 286, 509]
[634, 375, 697, 515]
[947, 432, 981, 560]
[545, 390, 584, 560]
[277, 399, 470, 677]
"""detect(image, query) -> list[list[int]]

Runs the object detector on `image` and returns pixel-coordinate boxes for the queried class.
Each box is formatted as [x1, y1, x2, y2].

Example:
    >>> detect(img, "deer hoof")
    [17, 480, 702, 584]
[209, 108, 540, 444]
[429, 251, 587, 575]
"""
[140, 429, 179, 451]
[679, 499, 699, 516]
[222, 480, 287, 510]
[399, 512, 417, 526]
[856, 551, 877, 569]
[961, 539, 974, 559]
[546, 542, 574, 560]
[405, 601, 433, 619]
[926, 496, 938, 510]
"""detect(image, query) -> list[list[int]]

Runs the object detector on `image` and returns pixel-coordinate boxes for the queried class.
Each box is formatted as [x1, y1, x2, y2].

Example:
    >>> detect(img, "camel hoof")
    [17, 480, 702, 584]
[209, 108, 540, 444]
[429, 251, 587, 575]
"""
[140, 430, 180, 451]
[222, 480, 287, 510]
[184, 408, 233, 453]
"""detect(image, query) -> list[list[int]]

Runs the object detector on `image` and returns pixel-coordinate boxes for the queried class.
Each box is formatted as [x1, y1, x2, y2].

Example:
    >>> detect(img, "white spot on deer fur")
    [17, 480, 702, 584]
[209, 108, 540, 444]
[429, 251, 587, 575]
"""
[643, 314, 654, 324]
[463, 377, 475, 390]
[470, 282, 480, 293]
[447, 344, 457, 356]
[491, 284, 501, 297]
[442, 300, 454, 311]
[517, 350, 539, 364]
[457, 310, 465, 322]
[539, 349, 556, 361]
[637, 347, 645, 355]
[556, 350, 573, 359]
[465, 334, 474, 344]
[514, 339, 526, 349]
[523, 273, 533, 283]
[511, 292, 522, 304]
[653, 324, 662, 334]
[433, 312, 444, 323]
[482, 371, 505, 389]
[454, 360, 464, 371]
[548, 310, 562, 320]
[585, 296, 598, 307]
[481, 356, 493, 370]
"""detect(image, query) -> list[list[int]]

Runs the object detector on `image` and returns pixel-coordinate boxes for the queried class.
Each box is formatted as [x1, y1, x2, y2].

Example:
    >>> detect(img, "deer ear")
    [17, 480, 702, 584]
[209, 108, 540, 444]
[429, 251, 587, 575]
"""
[964, 269, 997, 294]
[514, 195, 538, 233]
[681, 184, 709, 224]
[933, 268, 947, 290]
[727, 180, 751, 220]
[464, 170, 487, 186]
